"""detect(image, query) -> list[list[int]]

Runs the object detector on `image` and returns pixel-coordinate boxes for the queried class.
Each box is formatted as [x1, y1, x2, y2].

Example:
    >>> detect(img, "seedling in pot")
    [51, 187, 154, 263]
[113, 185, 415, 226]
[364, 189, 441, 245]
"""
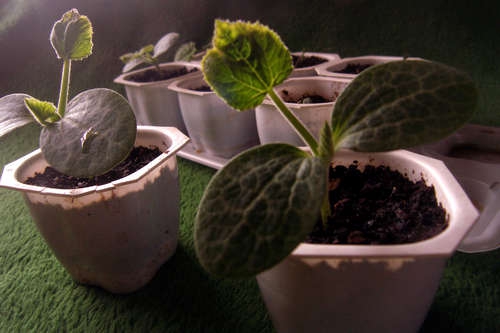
[120, 32, 197, 73]
[0, 9, 136, 178]
[194, 20, 478, 278]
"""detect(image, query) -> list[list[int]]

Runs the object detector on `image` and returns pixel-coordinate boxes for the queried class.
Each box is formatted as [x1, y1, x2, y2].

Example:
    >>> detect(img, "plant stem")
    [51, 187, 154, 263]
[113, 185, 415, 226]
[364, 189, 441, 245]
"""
[268, 89, 319, 155]
[57, 59, 71, 117]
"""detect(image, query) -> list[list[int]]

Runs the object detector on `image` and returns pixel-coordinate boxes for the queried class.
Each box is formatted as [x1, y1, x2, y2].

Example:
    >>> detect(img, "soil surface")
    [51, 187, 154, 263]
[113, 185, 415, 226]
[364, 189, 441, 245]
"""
[25, 146, 162, 189]
[192, 85, 212, 92]
[281, 89, 336, 104]
[335, 63, 372, 74]
[293, 55, 328, 68]
[306, 163, 448, 245]
[127, 67, 198, 83]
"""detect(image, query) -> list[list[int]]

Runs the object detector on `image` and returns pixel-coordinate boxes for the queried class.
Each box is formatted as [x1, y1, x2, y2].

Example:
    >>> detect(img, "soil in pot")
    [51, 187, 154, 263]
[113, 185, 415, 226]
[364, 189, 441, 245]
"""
[280, 89, 337, 104]
[25, 146, 161, 189]
[334, 63, 372, 74]
[126, 67, 198, 83]
[191, 85, 212, 92]
[292, 55, 328, 68]
[306, 162, 448, 245]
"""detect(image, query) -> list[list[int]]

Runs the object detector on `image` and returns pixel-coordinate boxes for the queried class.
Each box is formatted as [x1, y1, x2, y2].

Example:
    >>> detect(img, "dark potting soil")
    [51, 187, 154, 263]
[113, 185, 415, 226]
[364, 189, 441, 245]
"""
[281, 89, 336, 104]
[192, 85, 212, 92]
[24, 146, 162, 189]
[306, 163, 448, 245]
[335, 63, 372, 74]
[127, 67, 198, 83]
[292, 55, 328, 68]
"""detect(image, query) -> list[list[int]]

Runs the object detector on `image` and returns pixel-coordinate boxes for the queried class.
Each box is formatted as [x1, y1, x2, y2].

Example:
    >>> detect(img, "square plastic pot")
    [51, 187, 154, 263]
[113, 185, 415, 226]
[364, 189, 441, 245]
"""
[169, 74, 259, 159]
[256, 149, 478, 333]
[256, 76, 351, 145]
[0, 126, 189, 294]
[290, 52, 341, 77]
[114, 62, 200, 134]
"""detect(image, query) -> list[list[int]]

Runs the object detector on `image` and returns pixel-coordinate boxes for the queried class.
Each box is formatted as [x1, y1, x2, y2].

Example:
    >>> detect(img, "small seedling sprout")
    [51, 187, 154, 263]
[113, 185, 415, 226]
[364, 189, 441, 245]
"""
[0, 9, 136, 178]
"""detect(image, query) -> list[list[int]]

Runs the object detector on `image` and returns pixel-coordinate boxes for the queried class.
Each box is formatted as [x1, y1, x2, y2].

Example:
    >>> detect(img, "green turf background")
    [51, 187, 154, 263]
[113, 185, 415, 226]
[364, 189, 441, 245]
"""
[1, 0, 499, 332]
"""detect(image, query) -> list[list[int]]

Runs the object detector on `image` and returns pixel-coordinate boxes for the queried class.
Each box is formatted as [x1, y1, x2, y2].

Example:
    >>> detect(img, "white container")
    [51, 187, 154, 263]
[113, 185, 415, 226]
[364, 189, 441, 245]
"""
[316, 55, 421, 79]
[0, 126, 189, 294]
[169, 74, 259, 159]
[256, 149, 478, 333]
[114, 62, 200, 133]
[290, 52, 341, 77]
[256, 76, 351, 145]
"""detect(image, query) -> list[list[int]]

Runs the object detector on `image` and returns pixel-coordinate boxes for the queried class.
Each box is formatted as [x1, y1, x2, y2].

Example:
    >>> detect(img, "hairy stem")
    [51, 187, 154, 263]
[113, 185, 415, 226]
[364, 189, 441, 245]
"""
[57, 59, 71, 117]
[268, 89, 319, 155]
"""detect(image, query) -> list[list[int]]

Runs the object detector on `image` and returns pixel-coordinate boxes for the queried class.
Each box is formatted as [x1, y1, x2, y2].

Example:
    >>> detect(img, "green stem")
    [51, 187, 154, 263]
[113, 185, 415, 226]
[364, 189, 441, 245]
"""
[268, 89, 319, 155]
[57, 59, 71, 117]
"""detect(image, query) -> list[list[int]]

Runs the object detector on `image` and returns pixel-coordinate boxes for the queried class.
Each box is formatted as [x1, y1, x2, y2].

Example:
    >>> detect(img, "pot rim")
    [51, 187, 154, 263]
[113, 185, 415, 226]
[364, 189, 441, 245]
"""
[0, 126, 189, 197]
[113, 61, 201, 88]
[291, 149, 479, 258]
[168, 73, 214, 97]
[261, 76, 352, 109]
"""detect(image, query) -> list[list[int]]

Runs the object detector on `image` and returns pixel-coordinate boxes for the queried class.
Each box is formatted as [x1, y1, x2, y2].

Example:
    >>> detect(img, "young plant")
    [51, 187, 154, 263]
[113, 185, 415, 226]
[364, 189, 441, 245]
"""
[194, 20, 478, 278]
[120, 32, 197, 73]
[0, 9, 136, 177]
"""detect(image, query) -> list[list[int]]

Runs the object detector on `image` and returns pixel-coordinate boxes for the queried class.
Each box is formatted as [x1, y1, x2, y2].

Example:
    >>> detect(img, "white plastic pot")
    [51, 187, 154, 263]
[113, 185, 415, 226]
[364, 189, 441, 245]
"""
[256, 149, 478, 333]
[290, 52, 341, 77]
[256, 76, 351, 145]
[169, 74, 259, 159]
[0, 126, 189, 294]
[114, 62, 200, 134]
[316, 55, 421, 79]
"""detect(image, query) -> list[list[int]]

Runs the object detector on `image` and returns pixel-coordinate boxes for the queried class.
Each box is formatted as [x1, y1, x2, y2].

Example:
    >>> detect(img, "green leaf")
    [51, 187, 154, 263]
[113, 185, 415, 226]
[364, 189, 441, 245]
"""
[24, 97, 59, 126]
[174, 41, 197, 62]
[153, 32, 179, 58]
[201, 20, 293, 110]
[331, 60, 478, 151]
[195, 144, 327, 278]
[40, 88, 137, 177]
[50, 8, 93, 61]
[0, 94, 35, 137]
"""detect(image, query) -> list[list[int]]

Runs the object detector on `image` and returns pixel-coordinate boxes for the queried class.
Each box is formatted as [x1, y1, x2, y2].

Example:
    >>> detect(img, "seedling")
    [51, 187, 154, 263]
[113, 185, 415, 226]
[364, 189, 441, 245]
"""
[194, 20, 478, 278]
[120, 32, 197, 73]
[0, 9, 136, 177]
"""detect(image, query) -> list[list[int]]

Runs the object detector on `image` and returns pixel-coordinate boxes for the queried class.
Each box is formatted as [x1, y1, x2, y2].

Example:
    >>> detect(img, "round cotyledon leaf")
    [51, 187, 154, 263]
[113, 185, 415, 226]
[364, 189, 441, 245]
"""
[40, 88, 136, 177]
[195, 144, 327, 278]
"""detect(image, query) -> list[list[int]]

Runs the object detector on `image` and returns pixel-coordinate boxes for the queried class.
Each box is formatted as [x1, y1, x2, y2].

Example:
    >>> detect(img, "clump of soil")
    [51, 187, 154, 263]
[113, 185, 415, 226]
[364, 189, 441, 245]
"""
[24, 146, 162, 189]
[293, 55, 328, 68]
[127, 67, 198, 83]
[281, 89, 337, 104]
[335, 63, 372, 74]
[306, 163, 448, 245]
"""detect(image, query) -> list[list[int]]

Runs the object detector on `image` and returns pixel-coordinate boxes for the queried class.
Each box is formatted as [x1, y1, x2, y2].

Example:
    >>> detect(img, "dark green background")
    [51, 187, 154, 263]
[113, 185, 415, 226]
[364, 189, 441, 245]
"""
[1, 0, 498, 332]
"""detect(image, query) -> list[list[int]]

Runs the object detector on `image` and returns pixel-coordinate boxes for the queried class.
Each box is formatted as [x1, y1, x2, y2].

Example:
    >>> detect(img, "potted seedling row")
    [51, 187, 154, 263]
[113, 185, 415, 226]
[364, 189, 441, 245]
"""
[193, 20, 479, 332]
[255, 76, 351, 145]
[0, 9, 189, 294]
[168, 73, 259, 159]
[114, 32, 199, 133]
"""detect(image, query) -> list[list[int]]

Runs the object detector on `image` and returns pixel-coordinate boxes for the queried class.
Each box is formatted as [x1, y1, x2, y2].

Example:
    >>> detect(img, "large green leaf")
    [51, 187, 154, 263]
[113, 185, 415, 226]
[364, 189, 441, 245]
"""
[0, 94, 35, 137]
[332, 60, 478, 151]
[40, 88, 136, 177]
[201, 20, 293, 110]
[50, 8, 93, 61]
[195, 144, 327, 278]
